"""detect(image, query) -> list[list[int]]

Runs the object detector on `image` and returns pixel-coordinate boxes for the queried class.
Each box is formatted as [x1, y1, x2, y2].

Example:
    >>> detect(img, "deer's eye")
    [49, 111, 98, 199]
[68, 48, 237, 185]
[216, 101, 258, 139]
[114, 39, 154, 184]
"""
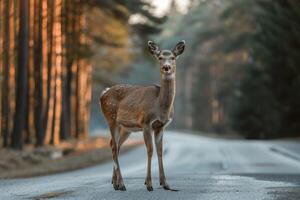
[171, 57, 175, 60]
[158, 57, 163, 60]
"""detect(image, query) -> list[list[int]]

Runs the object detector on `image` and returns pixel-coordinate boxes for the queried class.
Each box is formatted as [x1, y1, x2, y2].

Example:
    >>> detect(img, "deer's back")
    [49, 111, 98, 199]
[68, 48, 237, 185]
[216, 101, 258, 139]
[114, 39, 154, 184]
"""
[100, 84, 160, 127]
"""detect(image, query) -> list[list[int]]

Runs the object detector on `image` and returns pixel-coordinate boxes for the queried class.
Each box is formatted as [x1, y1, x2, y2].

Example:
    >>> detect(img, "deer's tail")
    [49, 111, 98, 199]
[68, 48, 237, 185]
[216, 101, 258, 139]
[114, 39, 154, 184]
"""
[100, 87, 110, 99]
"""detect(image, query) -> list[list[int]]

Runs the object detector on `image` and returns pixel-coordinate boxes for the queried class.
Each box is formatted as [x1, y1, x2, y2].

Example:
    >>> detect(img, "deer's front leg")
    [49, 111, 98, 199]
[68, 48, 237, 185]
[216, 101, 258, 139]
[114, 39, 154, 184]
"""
[143, 127, 153, 191]
[154, 129, 170, 190]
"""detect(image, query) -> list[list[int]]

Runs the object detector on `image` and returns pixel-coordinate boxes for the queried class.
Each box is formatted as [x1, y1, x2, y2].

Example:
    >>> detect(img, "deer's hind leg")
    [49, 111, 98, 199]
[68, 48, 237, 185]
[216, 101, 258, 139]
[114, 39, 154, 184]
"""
[109, 125, 126, 191]
[118, 127, 131, 154]
[112, 127, 130, 183]
[111, 127, 130, 185]
[110, 139, 117, 185]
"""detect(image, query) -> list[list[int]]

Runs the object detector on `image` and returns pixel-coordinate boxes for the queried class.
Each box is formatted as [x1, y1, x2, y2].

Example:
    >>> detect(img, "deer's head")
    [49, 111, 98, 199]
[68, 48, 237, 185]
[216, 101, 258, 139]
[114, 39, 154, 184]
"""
[148, 41, 185, 79]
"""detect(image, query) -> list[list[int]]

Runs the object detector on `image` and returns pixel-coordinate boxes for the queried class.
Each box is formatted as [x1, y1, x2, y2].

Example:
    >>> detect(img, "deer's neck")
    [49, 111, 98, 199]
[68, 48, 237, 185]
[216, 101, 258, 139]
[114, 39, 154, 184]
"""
[159, 74, 175, 120]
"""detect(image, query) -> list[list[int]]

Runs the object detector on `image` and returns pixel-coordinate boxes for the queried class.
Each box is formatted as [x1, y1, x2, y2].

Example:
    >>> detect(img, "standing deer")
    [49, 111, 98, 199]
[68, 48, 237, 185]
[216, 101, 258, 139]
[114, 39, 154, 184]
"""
[100, 40, 185, 191]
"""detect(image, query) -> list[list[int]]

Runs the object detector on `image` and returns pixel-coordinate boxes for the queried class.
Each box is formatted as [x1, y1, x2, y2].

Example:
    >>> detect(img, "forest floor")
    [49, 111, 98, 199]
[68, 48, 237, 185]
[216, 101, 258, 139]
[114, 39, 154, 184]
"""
[0, 136, 142, 179]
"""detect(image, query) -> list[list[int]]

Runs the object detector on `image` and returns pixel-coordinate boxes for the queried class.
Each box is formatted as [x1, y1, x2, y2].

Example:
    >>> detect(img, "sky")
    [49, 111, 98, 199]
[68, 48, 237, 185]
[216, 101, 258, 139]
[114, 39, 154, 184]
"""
[129, 0, 190, 24]
[150, 0, 190, 16]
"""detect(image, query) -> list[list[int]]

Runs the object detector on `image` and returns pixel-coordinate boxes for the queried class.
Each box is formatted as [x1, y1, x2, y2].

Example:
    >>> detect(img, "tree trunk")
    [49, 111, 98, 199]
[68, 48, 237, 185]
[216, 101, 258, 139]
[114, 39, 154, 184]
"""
[41, 0, 48, 134]
[44, 0, 54, 145]
[51, 0, 63, 145]
[78, 10, 91, 139]
[34, 0, 43, 146]
[45, 0, 62, 145]
[25, 0, 35, 144]
[60, 0, 68, 140]
[0, 0, 2, 144]
[0, 0, 92, 148]
[1, 0, 11, 147]
[11, 0, 28, 149]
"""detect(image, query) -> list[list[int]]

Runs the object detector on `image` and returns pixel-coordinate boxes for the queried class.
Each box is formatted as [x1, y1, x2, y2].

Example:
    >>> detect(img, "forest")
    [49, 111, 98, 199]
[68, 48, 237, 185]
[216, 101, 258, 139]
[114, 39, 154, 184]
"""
[0, 0, 300, 151]
[157, 0, 300, 139]
[0, 0, 163, 149]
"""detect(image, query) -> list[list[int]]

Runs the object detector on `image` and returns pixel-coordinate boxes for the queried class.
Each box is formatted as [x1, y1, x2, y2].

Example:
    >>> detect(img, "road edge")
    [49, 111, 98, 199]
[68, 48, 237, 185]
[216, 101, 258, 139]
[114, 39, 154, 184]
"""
[270, 146, 300, 162]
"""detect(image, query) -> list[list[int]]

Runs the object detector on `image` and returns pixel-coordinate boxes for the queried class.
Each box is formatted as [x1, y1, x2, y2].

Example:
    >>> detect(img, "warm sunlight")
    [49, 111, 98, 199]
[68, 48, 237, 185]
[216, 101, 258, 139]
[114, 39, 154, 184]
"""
[130, 0, 190, 24]
[150, 0, 190, 16]
[1, 0, 300, 199]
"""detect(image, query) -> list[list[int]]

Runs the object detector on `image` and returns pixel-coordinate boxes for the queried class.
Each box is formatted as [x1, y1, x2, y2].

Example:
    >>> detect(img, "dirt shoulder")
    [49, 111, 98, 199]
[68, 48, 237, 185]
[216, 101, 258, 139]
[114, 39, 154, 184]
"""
[0, 137, 142, 179]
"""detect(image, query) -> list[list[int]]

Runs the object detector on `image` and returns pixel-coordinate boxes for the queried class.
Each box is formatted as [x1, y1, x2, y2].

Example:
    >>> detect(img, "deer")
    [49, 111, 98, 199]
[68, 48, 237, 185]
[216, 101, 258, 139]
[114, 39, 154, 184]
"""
[100, 40, 185, 191]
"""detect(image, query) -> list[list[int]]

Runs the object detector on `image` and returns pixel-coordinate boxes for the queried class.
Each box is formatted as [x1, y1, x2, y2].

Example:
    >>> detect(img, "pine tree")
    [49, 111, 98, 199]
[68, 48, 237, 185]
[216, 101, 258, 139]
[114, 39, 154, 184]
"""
[231, 0, 300, 138]
[12, 0, 28, 149]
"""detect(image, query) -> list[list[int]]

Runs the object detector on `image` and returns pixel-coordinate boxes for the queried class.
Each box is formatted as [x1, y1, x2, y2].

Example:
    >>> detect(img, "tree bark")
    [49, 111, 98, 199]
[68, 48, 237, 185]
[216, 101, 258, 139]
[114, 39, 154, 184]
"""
[1, 0, 11, 147]
[34, 0, 43, 146]
[51, 0, 63, 145]
[25, 0, 35, 144]
[11, 0, 28, 149]
[44, 0, 54, 145]
[45, 0, 62, 145]
[60, 0, 69, 140]
[0, 0, 2, 144]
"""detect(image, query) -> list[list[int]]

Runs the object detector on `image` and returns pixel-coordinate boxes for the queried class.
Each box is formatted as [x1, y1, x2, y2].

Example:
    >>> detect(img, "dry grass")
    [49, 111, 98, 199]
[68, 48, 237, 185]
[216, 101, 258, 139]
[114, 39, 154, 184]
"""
[0, 137, 142, 179]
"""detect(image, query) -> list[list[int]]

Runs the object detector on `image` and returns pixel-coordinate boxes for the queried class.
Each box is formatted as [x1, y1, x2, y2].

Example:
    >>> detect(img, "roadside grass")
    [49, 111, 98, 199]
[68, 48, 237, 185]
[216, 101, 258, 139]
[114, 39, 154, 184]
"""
[0, 136, 142, 179]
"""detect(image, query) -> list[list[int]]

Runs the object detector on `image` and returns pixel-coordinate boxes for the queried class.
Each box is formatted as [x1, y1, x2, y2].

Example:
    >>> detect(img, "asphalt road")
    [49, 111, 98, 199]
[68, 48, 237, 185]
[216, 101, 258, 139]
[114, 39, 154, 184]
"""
[1, 131, 300, 200]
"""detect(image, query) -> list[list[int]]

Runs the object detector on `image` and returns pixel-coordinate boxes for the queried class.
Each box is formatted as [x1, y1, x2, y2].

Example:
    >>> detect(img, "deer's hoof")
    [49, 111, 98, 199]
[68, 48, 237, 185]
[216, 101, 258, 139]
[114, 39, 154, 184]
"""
[146, 186, 153, 191]
[113, 184, 119, 190]
[118, 184, 126, 191]
[163, 185, 171, 190]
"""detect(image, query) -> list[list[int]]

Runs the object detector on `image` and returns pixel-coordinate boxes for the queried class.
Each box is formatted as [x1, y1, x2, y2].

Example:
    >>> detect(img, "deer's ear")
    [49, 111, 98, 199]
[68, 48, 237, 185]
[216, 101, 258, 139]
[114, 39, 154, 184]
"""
[148, 41, 160, 57]
[172, 40, 185, 57]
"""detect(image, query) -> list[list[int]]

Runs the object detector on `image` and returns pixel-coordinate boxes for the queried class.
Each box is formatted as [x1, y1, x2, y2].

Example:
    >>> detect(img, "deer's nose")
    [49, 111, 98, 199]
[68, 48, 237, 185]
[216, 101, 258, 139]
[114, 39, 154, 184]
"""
[162, 65, 171, 72]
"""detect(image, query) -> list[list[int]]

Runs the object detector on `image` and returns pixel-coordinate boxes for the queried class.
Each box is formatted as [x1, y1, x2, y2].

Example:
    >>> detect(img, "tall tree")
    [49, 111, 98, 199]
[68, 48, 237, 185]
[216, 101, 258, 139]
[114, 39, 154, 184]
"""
[1, 0, 11, 147]
[0, 0, 163, 148]
[25, 0, 35, 144]
[12, 0, 28, 149]
[0, 0, 2, 142]
[231, 0, 300, 138]
[34, 0, 43, 146]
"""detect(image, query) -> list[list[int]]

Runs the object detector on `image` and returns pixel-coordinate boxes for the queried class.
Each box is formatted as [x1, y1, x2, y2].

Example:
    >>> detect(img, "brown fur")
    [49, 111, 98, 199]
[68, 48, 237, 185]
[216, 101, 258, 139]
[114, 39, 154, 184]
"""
[99, 41, 185, 191]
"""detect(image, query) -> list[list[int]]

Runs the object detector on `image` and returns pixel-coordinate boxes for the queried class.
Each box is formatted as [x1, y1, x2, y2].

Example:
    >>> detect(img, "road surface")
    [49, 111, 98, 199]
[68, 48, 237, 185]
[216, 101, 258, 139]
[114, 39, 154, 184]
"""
[1, 131, 300, 200]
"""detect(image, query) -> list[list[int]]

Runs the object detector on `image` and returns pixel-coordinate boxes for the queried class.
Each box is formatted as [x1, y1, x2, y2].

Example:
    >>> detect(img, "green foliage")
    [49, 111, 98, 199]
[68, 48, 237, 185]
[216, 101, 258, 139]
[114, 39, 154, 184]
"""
[86, 0, 165, 84]
[230, 65, 281, 139]
[230, 0, 300, 138]
[158, 0, 300, 138]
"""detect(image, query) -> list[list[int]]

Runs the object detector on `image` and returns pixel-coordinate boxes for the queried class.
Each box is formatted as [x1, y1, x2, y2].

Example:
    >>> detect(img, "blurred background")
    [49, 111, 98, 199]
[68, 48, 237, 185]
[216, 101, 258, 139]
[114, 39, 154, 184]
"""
[0, 0, 300, 151]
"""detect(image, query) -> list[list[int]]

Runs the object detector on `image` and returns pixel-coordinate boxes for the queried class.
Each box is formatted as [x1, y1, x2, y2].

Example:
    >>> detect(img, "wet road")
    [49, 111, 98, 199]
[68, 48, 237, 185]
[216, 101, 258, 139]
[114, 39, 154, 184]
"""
[1, 132, 300, 200]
